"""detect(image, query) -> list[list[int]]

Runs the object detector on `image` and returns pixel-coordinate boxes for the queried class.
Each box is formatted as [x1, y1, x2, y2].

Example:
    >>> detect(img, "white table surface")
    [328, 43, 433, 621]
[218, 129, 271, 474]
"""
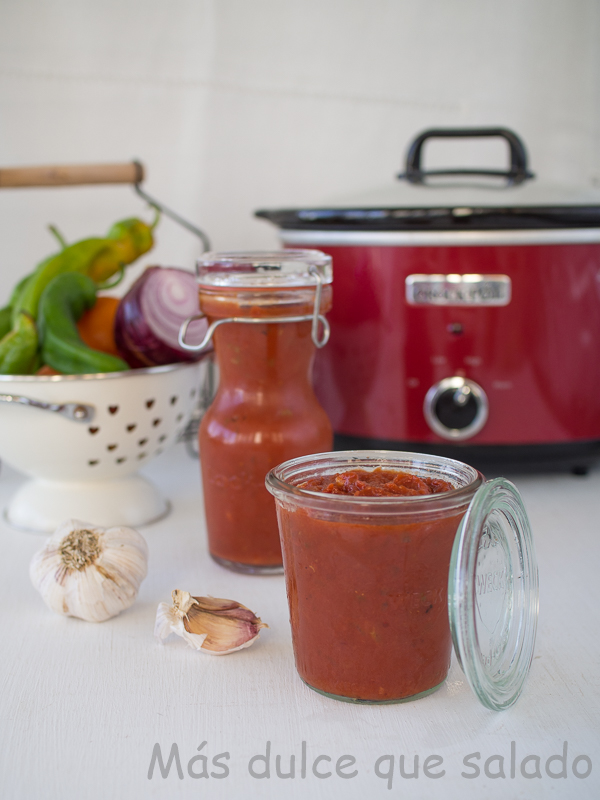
[0, 442, 598, 800]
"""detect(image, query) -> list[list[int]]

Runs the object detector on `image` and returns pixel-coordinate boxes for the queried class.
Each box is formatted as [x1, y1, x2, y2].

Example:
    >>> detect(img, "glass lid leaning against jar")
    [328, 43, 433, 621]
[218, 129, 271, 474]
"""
[179, 250, 333, 574]
[266, 450, 539, 711]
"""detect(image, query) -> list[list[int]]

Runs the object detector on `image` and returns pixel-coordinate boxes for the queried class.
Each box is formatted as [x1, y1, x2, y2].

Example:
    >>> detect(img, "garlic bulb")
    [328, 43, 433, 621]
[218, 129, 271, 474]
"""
[30, 519, 148, 622]
[155, 590, 267, 654]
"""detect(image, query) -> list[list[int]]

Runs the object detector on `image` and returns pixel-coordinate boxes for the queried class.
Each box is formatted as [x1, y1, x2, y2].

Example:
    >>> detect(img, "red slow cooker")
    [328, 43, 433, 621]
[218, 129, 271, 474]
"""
[257, 128, 600, 474]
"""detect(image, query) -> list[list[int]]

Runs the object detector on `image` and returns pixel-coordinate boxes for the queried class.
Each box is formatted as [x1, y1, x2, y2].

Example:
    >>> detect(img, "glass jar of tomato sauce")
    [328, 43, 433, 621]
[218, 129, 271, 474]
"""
[182, 251, 333, 574]
[266, 450, 539, 710]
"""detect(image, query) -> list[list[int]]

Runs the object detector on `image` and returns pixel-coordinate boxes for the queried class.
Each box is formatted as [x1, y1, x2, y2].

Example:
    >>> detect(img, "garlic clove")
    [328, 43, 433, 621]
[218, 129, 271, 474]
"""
[30, 519, 148, 623]
[154, 589, 267, 655]
[154, 600, 208, 651]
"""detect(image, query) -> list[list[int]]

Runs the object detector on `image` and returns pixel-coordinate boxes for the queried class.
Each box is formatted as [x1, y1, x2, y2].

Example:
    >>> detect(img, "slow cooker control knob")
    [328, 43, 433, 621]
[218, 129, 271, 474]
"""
[423, 377, 488, 441]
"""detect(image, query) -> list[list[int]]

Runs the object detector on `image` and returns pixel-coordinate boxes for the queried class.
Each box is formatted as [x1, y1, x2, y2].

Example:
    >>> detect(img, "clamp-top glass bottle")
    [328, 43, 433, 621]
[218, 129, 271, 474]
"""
[181, 251, 333, 573]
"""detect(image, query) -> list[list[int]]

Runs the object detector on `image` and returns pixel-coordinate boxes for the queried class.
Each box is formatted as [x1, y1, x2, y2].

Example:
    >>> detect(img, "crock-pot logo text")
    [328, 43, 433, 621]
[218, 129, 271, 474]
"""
[406, 274, 511, 306]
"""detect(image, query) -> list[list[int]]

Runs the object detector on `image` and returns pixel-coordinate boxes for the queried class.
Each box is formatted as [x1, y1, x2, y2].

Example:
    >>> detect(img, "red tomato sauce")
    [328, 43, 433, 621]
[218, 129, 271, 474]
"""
[277, 469, 461, 701]
[300, 467, 454, 496]
[199, 290, 332, 568]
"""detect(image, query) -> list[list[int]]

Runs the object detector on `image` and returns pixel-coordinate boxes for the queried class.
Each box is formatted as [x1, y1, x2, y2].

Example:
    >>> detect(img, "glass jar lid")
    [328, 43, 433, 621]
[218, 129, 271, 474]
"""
[196, 250, 332, 289]
[448, 478, 539, 711]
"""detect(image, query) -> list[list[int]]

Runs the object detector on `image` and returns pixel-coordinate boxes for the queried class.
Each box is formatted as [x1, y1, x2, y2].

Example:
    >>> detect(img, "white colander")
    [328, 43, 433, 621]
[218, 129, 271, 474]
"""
[0, 361, 201, 532]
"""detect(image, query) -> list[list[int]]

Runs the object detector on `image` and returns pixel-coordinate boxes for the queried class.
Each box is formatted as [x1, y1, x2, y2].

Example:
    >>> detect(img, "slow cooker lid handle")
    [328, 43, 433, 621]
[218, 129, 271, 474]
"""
[399, 127, 535, 186]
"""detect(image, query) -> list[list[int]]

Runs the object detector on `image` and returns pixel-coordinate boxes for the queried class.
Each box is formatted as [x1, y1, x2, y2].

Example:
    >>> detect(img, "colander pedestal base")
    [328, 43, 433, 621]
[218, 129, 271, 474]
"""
[5, 474, 171, 533]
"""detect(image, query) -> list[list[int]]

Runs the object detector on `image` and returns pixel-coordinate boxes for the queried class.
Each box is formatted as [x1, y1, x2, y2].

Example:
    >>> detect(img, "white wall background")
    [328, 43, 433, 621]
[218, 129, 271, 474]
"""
[0, 0, 599, 300]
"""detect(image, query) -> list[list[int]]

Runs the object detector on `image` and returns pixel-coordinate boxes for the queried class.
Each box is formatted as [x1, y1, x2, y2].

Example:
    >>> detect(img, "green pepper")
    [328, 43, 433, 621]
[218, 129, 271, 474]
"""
[0, 226, 68, 339]
[38, 272, 129, 374]
[14, 216, 156, 322]
[0, 312, 38, 374]
[0, 274, 35, 339]
[0, 214, 157, 374]
[105, 216, 156, 268]
[0, 306, 12, 340]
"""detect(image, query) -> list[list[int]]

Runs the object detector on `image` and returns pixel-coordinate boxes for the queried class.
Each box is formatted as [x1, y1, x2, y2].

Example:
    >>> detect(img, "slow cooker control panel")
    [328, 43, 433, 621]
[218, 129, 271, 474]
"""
[424, 377, 488, 441]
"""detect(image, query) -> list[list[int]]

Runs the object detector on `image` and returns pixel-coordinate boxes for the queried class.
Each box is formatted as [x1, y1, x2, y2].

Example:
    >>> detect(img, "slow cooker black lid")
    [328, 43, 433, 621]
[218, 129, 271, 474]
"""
[256, 205, 600, 232]
[257, 128, 600, 232]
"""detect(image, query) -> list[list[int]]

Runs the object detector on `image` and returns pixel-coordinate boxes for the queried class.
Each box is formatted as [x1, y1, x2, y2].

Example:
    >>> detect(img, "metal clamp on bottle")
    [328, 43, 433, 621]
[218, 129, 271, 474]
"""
[178, 267, 331, 351]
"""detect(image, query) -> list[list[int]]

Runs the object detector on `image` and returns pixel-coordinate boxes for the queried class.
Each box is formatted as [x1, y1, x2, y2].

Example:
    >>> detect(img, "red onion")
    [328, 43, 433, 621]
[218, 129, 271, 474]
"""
[114, 266, 210, 367]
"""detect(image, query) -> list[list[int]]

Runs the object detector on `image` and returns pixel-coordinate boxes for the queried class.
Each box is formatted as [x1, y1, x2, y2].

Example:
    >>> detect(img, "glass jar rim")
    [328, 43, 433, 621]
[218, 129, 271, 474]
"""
[196, 249, 333, 289]
[266, 450, 484, 519]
